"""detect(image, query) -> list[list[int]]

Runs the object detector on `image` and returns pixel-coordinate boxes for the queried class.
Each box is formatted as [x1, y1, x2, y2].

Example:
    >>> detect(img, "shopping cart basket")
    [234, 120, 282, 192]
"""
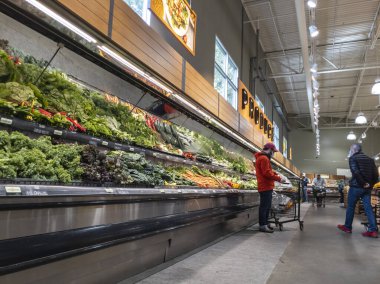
[268, 178, 304, 231]
[360, 189, 380, 230]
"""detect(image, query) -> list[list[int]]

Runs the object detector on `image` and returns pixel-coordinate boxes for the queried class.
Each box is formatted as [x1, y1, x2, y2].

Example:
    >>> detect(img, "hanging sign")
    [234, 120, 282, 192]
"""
[151, 0, 197, 55]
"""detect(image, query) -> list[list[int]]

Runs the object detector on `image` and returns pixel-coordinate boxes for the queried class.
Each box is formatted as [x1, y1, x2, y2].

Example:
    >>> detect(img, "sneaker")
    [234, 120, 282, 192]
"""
[362, 231, 378, 238]
[259, 226, 274, 233]
[337, 224, 352, 233]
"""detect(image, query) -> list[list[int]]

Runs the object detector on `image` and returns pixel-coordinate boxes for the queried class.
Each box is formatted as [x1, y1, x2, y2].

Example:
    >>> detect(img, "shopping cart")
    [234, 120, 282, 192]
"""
[268, 177, 304, 231]
[360, 189, 380, 230]
[312, 186, 326, 208]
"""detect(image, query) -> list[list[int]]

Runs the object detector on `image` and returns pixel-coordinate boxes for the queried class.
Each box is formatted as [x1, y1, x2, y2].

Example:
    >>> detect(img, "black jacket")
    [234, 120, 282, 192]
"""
[349, 151, 379, 188]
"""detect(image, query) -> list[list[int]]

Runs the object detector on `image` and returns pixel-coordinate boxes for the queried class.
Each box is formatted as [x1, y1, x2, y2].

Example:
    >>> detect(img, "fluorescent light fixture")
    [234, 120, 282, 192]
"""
[355, 112, 367, 124]
[347, 131, 356, 140]
[371, 80, 380, 95]
[145, 75, 173, 94]
[309, 25, 319, 37]
[98, 45, 145, 76]
[98, 45, 173, 94]
[25, 0, 97, 43]
[310, 63, 318, 73]
[307, 0, 317, 8]
[361, 132, 367, 139]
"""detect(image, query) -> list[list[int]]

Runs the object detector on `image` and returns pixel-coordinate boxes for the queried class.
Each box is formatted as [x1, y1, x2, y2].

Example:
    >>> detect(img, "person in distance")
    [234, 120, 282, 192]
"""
[255, 142, 286, 233]
[337, 144, 379, 238]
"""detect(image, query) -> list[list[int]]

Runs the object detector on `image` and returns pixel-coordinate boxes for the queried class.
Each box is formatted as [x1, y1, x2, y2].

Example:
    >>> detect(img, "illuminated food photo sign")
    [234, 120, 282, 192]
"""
[151, 0, 197, 55]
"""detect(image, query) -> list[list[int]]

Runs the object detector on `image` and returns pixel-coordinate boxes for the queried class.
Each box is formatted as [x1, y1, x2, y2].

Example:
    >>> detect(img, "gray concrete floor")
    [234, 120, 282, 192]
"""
[136, 203, 380, 284]
[268, 204, 380, 284]
[136, 204, 310, 284]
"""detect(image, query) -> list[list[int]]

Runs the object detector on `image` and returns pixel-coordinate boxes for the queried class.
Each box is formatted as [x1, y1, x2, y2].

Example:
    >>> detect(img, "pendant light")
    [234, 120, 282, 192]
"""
[307, 0, 317, 8]
[372, 49, 380, 95]
[310, 63, 318, 73]
[371, 80, 380, 95]
[355, 112, 367, 124]
[347, 131, 356, 140]
[309, 25, 319, 37]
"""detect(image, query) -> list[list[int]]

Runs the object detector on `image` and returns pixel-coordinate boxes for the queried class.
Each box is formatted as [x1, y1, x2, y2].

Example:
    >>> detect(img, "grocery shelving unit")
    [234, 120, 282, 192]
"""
[0, 1, 300, 282]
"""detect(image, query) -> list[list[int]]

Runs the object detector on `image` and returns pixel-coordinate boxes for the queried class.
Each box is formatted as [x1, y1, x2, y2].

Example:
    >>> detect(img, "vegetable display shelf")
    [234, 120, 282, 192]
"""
[0, 184, 244, 199]
[0, 114, 256, 183]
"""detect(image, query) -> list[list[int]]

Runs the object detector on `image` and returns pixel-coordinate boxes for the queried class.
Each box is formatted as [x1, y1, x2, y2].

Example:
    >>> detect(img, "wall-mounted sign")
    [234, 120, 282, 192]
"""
[264, 118, 268, 134]
[242, 89, 248, 109]
[254, 107, 260, 124]
[151, 0, 197, 55]
[259, 112, 264, 129]
[249, 98, 254, 118]
[267, 124, 272, 138]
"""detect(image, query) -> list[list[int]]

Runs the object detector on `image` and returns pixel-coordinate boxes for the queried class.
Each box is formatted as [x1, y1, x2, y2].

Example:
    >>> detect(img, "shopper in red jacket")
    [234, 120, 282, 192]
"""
[255, 143, 285, 233]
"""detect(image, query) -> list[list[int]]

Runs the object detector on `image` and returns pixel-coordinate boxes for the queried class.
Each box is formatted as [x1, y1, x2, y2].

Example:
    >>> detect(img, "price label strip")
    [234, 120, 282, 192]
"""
[5, 186, 21, 194]
[0, 117, 12, 125]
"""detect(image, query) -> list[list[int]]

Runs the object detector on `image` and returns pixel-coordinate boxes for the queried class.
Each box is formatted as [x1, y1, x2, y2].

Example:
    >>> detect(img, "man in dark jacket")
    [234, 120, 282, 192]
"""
[337, 144, 379, 238]
[255, 142, 285, 233]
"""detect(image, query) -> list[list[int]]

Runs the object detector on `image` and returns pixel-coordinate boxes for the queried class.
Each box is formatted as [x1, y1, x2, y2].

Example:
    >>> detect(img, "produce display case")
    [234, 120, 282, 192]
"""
[0, 1, 299, 282]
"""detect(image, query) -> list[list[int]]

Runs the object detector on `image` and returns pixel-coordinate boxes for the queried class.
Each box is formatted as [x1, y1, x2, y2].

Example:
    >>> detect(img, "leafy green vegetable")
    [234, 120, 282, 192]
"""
[0, 49, 21, 83]
[0, 130, 83, 183]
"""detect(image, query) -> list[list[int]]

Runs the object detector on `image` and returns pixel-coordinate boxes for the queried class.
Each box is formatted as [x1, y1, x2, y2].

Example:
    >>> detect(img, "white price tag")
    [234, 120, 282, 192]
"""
[104, 188, 113, 193]
[0, 117, 12, 125]
[53, 130, 63, 136]
[5, 186, 21, 194]
[101, 141, 109, 146]
[160, 189, 165, 193]
[177, 190, 182, 193]
[129, 147, 134, 152]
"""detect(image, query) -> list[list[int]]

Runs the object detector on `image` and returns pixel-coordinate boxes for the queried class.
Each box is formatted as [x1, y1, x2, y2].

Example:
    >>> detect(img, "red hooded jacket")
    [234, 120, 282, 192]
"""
[255, 152, 281, 192]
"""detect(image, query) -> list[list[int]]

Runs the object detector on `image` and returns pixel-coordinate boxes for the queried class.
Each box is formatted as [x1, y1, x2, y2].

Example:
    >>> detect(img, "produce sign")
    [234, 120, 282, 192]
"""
[151, 0, 197, 55]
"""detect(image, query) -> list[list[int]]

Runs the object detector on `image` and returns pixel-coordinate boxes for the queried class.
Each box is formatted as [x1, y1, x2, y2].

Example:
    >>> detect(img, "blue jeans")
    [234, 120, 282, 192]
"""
[344, 187, 377, 232]
[259, 190, 273, 226]
[302, 186, 308, 202]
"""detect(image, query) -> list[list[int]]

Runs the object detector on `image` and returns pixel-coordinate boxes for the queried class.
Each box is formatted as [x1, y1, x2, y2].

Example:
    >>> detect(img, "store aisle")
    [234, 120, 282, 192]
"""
[131, 203, 380, 284]
[268, 204, 380, 284]
[130, 204, 310, 284]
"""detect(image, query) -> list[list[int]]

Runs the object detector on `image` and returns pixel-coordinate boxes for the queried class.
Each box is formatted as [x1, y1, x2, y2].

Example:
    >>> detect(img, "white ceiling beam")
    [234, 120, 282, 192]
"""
[370, 11, 380, 49]
[242, 0, 269, 7]
[295, 0, 315, 132]
[347, 2, 380, 120]
[279, 84, 375, 94]
[268, 64, 380, 79]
